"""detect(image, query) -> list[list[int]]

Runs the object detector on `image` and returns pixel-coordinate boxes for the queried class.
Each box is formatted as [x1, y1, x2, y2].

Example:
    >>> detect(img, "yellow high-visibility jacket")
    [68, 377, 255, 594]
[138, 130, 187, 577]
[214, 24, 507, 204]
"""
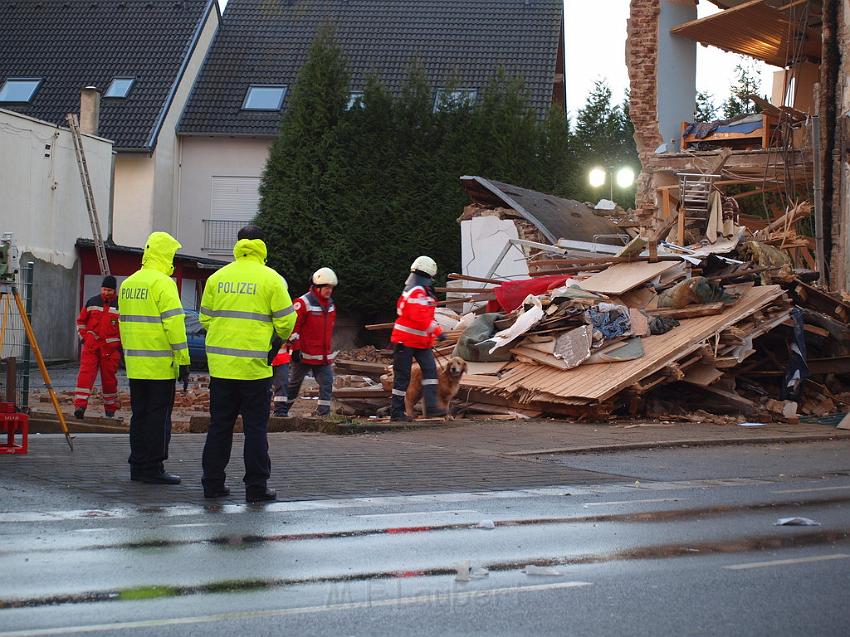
[200, 238, 295, 380]
[118, 232, 190, 380]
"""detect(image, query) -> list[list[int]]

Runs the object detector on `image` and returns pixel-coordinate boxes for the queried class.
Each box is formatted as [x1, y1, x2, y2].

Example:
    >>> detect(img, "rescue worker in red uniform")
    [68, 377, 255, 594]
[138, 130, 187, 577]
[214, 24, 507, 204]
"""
[390, 256, 446, 421]
[74, 275, 121, 419]
[280, 268, 337, 417]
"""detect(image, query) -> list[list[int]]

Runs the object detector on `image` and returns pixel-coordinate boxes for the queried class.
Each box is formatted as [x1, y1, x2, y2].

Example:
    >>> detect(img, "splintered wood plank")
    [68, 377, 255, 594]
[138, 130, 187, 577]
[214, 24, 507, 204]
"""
[578, 261, 679, 295]
[492, 285, 786, 402]
[646, 302, 725, 319]
[683, 364, 724, 387]
[463, 361, 509, 375]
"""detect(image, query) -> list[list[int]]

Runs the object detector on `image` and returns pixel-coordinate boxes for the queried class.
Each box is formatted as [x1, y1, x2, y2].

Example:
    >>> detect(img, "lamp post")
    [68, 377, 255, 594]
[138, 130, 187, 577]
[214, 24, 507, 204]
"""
[588, 165, 635, 203]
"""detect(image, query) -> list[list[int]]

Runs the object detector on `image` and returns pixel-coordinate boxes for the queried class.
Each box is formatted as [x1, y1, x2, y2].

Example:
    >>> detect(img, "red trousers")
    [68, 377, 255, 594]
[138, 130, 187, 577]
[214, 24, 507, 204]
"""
[74, 345, 121, 412]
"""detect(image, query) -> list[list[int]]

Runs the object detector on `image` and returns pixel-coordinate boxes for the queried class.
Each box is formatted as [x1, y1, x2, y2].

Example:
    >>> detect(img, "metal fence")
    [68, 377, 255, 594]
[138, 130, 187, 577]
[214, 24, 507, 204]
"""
[203, 219, 243, 253]
[0, 262, 33, 410]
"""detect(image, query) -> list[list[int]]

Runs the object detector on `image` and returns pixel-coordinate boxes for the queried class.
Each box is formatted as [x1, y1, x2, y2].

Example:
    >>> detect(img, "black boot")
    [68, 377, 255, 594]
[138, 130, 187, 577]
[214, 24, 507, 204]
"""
[389, 394, 411, 421]
[204, 486, 231, 499]
[131, 470, 181, 485]
[423, 384, 447, 418]
[74, 407, 85, 420]
[246, 487, 277, 503]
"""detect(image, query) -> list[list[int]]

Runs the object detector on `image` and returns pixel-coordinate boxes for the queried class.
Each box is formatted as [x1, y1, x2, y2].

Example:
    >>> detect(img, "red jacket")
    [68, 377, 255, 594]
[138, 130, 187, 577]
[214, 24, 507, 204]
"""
[76, 293, 120, 350]
[391, 280, 443, 349]
[291, 288, 336, 365]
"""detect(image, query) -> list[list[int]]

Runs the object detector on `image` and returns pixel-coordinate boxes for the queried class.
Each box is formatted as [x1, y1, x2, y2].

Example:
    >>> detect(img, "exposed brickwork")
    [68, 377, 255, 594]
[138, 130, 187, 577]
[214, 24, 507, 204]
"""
[829, 0, 850, 290]
[627, 0, 663, 209]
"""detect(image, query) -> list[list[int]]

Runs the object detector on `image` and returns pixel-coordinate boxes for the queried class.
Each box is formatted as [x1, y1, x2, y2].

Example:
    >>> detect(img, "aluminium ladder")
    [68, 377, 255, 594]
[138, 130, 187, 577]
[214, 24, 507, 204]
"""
[66, 113, 110, 276]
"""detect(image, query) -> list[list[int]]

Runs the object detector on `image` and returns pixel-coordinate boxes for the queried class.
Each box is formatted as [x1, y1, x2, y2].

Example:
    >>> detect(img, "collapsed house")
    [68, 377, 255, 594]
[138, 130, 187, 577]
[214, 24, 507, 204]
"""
[334, 175, 850, 422]
[628, 0, 849, 290]
[335, 0, 850, 423]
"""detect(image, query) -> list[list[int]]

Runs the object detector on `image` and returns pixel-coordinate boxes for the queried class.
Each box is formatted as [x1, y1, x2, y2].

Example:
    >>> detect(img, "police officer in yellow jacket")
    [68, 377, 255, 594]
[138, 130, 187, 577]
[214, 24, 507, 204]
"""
[200, 225, 296, 503]
[118, 232, 190, 485]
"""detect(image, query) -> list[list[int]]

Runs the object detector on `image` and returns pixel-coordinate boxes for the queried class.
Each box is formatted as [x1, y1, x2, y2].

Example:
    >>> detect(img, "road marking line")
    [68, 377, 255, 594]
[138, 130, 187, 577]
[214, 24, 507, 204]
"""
[0, 477, 790, 525]
[355, 509, 477, 519]
[0, 581, 593, 637]
[772, 485, 850, 494]
[162, 523, 228, 528]
[723, 553, 850, 571]
[582, 498, 680, 507]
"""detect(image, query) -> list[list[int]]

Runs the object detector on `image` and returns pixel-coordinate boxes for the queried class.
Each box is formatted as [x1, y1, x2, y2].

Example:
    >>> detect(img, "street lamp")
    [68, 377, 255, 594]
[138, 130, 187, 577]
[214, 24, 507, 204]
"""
[588, 165, 635, 201]
[616, 167, 636, 189]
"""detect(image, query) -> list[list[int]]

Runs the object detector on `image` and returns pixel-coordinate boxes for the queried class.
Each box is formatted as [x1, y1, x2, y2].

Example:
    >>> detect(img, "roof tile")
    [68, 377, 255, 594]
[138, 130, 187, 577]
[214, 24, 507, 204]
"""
[179, 0, 563, 136]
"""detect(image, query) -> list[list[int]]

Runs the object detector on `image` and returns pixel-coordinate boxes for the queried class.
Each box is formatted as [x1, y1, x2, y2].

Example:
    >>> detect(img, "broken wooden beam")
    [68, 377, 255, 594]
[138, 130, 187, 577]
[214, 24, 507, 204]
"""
[645, 302, 725, 319]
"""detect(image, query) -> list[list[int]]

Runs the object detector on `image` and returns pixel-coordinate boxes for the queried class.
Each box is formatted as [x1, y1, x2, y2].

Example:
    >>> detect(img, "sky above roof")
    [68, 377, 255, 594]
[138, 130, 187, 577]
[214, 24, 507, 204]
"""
[217, 0, 778, 122]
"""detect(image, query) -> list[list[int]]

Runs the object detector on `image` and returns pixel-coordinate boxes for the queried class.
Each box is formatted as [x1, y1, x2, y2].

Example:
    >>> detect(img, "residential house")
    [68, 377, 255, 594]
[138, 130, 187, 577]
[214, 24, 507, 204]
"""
[176, 0, 566, 260]
[0, 0, 222, 331]
[0, 108, 112, 361]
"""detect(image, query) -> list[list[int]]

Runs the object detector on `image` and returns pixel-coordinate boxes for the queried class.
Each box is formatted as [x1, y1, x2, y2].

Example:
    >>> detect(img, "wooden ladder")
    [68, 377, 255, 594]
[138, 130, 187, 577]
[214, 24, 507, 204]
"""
[66, 113, 110, 276]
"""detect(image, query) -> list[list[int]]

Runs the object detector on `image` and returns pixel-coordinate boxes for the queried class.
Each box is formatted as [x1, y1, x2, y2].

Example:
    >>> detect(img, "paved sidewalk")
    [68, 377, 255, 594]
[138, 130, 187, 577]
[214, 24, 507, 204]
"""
[2, 420, 848, 508]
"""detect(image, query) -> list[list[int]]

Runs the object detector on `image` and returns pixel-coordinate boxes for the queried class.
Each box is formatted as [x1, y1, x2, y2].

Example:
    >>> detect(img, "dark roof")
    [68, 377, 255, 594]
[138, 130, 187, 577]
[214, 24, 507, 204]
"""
[0, 0, 216, 151]
[460, 176, 623, 245]
[179, 0, 563, 136]
[75, 238, 227, 268]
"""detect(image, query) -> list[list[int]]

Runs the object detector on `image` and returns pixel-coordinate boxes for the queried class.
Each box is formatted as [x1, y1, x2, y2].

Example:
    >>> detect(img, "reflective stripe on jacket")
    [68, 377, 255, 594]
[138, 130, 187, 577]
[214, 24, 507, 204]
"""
[291, 289, 335, 365]
[76, 293, 120, 351]
[118, 232, 189, 380]
[200, 238, 296, 380]
[390, 284, 443, 349]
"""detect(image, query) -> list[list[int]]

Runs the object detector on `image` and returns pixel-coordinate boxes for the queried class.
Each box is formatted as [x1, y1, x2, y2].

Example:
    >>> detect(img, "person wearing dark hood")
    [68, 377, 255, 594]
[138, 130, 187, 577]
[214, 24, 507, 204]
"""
[118, 232, 189, 485]
[73, 275, 121, 419]
[389, 256, 446, 421]
[200, 225, 296, 503]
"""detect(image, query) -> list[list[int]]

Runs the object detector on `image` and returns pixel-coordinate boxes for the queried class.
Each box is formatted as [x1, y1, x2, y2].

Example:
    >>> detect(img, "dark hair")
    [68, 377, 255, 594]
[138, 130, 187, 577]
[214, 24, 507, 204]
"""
[237, 224, 265, 241]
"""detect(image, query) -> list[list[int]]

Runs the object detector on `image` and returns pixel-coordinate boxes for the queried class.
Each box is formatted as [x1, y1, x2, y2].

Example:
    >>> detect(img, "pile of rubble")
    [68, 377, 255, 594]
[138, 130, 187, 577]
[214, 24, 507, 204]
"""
[337, 198, 850, 422]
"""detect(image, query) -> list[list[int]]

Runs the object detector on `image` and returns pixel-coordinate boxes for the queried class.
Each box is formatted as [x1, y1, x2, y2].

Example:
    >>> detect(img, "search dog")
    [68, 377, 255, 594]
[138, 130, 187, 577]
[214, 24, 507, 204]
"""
[405, 356, 468, 419]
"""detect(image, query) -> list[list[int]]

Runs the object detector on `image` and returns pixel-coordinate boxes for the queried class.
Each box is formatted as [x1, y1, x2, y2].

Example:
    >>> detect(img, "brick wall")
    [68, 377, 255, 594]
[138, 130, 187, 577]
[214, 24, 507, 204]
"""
[626, 0, 663, 209]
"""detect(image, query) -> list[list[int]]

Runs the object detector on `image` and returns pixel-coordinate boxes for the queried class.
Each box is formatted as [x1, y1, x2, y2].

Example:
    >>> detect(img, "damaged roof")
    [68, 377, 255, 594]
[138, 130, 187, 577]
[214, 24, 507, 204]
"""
[672, 0, 821, 68]
[460, 176, 624, 245]
[179, 0, 564, 136]
[0, 0, 216, 151]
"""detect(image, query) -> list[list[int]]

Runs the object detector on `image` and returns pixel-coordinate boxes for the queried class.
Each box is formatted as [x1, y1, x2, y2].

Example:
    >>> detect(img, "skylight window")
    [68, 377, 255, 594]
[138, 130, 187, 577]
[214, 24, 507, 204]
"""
[0, 78, 42, 103]
[104, 78, 135, 99]
[242, 85, 287, 111]
[434, 88, 478, 112]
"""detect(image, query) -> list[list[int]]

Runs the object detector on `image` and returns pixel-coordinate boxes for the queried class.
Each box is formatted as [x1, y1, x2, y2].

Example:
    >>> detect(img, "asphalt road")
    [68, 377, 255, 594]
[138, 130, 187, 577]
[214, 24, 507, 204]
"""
[2, 441, 850, 636]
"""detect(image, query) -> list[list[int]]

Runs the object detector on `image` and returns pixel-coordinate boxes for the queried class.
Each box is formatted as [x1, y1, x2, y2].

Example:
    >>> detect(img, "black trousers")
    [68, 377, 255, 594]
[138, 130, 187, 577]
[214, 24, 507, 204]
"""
[391, 344, 437, 415]
[202, 377, 273, 492]
[128, 378, 175, 475]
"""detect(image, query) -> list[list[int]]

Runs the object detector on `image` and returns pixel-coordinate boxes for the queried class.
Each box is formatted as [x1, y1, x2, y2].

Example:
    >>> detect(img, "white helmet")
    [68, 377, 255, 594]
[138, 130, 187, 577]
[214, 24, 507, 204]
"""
[410, 255, 437, 277]
[312, 267, 338, 286]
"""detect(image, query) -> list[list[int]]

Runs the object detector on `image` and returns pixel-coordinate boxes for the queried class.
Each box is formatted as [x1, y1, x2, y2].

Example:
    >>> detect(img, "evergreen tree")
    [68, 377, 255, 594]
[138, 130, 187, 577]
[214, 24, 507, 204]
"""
[257, 29, 579, 322]
[257, 23, 349, 294]
[722, 59, 763, 118]
[695, 90, 719, 121]
[537, 105, 574, 197]
[570, 80, 638, 205]
[475, 70, 542, 189]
